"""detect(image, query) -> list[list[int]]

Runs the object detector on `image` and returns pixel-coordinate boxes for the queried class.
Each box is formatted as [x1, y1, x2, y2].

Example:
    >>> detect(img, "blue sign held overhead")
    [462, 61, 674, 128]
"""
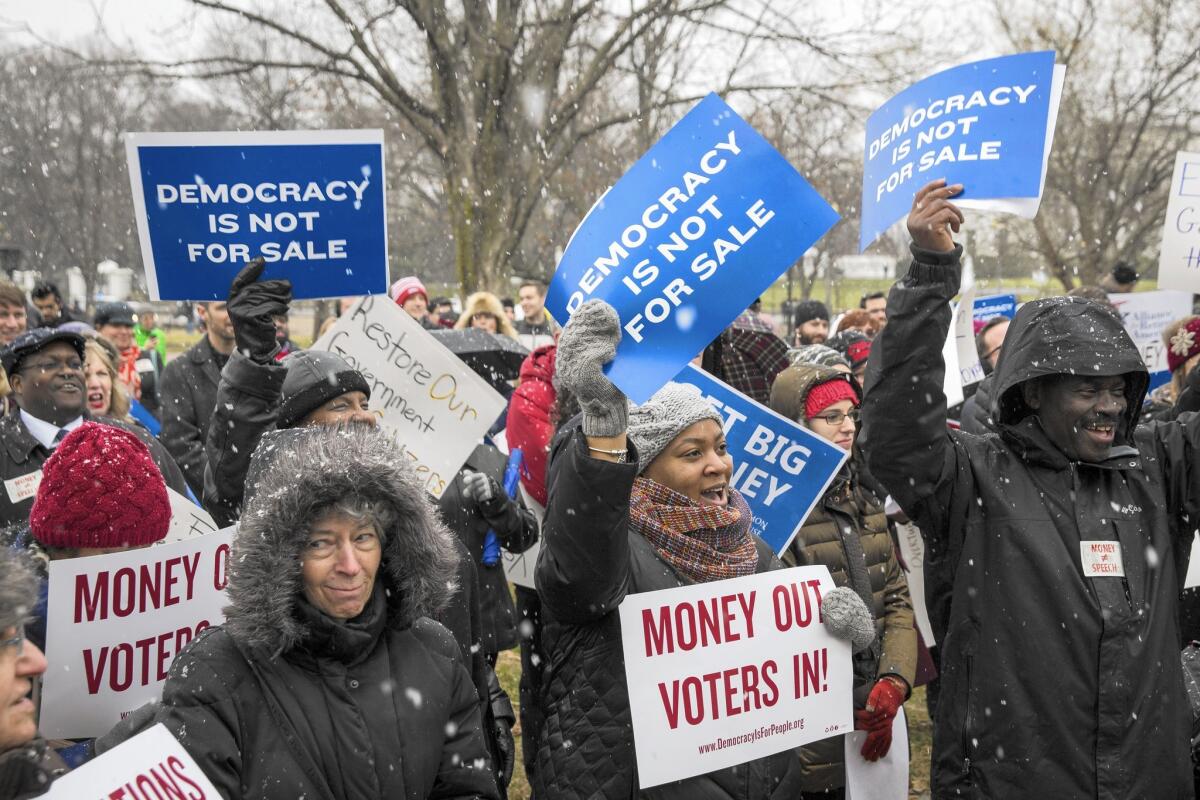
[860, 51, 1060, 251]
[546, 93, 839, 405]
[973, 293, 1017, 322]
[125, 130, 389, 301]
[673, 364, 848, 557]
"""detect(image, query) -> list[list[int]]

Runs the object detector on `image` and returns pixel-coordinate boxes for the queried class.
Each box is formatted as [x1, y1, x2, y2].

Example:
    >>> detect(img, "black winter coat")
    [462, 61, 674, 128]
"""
[0, 411, 188, 528]
[159, 336, 225, 495]
[861, 245, 1196, 800]
[198, 353, 504, 775]
[438, 443, 538, 655]
[534, 428, 802, 799]
[157, 424, 499, 800]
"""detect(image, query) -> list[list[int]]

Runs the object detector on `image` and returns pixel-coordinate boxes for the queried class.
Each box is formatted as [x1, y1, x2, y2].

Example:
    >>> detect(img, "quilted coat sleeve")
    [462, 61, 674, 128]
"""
[859, 244, 970, 564]
[535, 426, 640, 625]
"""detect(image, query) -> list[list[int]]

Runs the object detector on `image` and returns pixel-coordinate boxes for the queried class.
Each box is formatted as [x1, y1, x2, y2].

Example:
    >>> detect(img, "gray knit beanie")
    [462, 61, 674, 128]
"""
[628, 382, 723, 473]
[788, 344, 849, 370]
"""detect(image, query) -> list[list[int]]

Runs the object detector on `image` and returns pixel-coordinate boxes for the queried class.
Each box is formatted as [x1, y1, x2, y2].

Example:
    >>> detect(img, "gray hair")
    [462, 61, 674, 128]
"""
[0, 549, 39, 633]
[311, 495, 395, 545]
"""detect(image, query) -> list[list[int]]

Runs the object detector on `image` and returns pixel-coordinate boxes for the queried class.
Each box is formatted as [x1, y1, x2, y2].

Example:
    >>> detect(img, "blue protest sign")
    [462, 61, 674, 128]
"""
[973, 293, 1017, 322]
[546, 93, 839, 404]
[673, 364, 848, 556]
[860, 51, 1062, 251]
[125, 130, 388, 301]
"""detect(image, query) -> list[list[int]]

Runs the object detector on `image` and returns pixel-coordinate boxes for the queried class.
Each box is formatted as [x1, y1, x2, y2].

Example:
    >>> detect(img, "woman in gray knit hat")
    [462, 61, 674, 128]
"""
[532, 300, 873, 800]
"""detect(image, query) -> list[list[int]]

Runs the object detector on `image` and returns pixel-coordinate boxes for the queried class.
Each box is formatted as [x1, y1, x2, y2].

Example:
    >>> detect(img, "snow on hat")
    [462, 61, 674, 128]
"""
[792, 299, 830, 327]
[627, 382, 722, 473]
[277, 350, 372, 429]
[1167, 317, 1200, 373]
[788, 344, 849, 370]
[804, 376, 859, 420]
[827, 330, 872, 371]
[390, 276, 428, 307]
[30, 422, 170, 550]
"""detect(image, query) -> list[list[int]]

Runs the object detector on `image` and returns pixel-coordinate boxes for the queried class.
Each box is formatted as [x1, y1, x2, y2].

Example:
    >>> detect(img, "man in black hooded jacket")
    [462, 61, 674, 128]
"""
[861, 180, 1197, 799]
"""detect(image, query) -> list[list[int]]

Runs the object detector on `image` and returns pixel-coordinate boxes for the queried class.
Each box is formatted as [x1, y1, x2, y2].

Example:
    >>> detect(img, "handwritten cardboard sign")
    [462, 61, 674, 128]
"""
[312, 295, 507, 498]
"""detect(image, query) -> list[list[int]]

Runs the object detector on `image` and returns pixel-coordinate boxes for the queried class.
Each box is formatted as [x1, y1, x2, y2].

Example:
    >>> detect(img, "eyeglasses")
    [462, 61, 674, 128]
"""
[0, 627, 26, 656]
[20, 358, 84, 375]
[810, 409, 860, 426]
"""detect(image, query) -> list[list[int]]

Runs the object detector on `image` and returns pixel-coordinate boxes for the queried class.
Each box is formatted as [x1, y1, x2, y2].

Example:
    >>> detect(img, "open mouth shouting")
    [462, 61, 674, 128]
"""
[87, 388, 106, 411]
[699, 484, 728, 506]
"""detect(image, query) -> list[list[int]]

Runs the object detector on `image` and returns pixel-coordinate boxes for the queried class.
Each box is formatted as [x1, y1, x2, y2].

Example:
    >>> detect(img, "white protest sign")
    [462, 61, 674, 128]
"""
[894, 521, 935, 646]
[37, 723, 221, 800]
[618, 565, 852, 788]
[1158, 152, 1200, 293]
[162, 488, 219, 544]
[844, 706, 909, 800]
[501, 483, 543, 589]
[40, 528, 233, 739]
[1107, 290, 1193, 391]
[313, 295, 507, 498]
[941, 286, 981, 407]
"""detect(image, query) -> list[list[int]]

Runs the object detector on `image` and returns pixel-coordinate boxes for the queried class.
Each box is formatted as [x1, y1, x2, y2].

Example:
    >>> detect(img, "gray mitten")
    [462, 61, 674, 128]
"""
[822, 586, 876, 654]
[554, 300, 628, 436]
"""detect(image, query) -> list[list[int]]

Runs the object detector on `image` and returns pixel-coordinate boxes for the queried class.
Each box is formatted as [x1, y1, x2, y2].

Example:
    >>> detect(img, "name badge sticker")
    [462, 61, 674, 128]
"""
[5, 470, 43, 504]
[1080, 540, 1124, 577]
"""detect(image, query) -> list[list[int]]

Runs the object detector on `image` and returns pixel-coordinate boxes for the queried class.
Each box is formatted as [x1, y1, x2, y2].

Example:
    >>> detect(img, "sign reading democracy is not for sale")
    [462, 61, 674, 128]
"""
[673, 365, 847, 557]
[126, 129, 388, 301]
[619, 565, 852, 788]
[546, 93, 838, 404]
[40, 528, 233, 739]
[312, 295, 507, 499]
[860, 51, 1064, 250]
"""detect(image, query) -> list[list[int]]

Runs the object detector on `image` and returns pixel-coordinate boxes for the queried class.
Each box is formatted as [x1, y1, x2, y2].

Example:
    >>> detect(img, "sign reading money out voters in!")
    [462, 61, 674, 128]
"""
[673, 365, 848, 556]
[1158, 151, 1200, 292]
[38, 724, 222, 800]
[40, 528, 234, 739]
[860, 51, 1065, 251]
[1108, 290, 1194, 392]
[619, 565, 852, 787]
[125, 130, 388, 301]
[546, 93, 839, 404]
[312, 295, 507, 499]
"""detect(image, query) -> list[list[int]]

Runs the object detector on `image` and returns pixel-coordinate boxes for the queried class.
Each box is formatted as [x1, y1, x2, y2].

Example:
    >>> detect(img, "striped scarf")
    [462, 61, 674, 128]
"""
[628, 477, 759, 584]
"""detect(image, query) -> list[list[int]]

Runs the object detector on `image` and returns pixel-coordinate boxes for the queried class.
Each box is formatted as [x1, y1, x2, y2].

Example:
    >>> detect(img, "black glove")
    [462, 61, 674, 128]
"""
[227, 258, 292, 364]
[491, 715, 516, 788]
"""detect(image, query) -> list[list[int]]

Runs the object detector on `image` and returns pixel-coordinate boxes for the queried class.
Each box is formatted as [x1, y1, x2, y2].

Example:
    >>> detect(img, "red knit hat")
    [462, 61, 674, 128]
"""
[389, 276, 428, 307]
[30, 423, 170, 550]
[1167, 317, 1200, 373]
[804, 377, 860, 420]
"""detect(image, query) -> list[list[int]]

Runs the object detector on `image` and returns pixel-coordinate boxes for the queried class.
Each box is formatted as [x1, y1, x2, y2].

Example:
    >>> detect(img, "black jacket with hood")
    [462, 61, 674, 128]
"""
[159, 334, 226, 495]
[199, 349, 504, 778]
[533, 425, 802, 800]
[861, 245, 1196, 800]
[154, 425, 500, 800]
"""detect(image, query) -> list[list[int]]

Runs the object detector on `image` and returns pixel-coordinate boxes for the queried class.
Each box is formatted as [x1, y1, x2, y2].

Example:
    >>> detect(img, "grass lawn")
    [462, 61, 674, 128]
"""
[496, 647, 934, 800]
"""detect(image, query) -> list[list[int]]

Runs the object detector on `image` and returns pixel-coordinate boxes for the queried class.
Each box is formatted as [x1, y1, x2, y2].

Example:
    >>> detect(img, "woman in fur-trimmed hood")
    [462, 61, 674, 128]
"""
[453, 291, 519, 340]
[153, 424, 500, 800]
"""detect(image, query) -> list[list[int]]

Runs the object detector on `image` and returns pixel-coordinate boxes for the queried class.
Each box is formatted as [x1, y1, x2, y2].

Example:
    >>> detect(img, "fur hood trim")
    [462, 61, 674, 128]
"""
[224, 424, 459, 653]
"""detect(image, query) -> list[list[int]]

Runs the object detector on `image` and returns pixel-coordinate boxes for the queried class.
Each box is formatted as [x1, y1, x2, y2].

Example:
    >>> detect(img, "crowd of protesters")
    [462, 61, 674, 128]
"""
[1, 177, 1200, 800]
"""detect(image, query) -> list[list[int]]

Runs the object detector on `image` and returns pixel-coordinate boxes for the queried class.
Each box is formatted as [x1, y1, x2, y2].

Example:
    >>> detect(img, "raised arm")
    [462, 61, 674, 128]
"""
[860, 180, 968, 541]
[535, 301, 639, 624]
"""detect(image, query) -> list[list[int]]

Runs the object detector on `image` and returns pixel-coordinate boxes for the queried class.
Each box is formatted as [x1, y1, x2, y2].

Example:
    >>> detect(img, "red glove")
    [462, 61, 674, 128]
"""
[854, 676, 907, 761]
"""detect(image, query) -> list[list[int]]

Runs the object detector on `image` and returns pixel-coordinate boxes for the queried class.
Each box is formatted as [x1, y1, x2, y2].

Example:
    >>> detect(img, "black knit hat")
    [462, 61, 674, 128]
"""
[1111, 262, 1139, 285]
[277, 350, 372, 428]
[792, 299, 830, 327]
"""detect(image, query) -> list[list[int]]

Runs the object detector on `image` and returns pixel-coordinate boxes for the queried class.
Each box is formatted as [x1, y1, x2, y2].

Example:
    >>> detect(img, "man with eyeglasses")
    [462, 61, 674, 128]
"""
[0, 328, 188, 528]
[0, 547, 65, 798]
